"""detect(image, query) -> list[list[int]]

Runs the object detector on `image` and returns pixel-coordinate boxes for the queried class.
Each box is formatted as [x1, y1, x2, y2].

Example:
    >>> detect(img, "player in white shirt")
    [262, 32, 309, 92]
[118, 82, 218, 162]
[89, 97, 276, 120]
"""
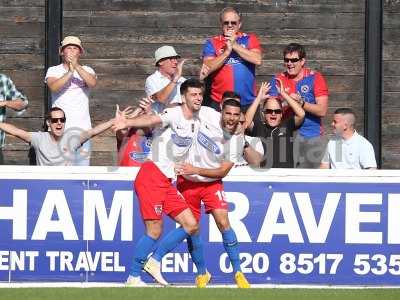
[146, 99, 251, 288]
[112, 79, 207, 287]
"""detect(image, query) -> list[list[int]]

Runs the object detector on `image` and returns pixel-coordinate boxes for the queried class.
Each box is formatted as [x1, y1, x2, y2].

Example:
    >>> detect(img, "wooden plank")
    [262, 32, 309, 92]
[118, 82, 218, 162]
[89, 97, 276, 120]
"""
[0, 37, 43, 54]
[383, 76, 400, 92]
[5, 70, 44, 87]
[67, 11, 364, 30]
[0, 22, 43, 37]
[2, 150, 30, 165]
[0, 54, 44, 70]
[0, 7, 44, 21]
[63, 0, 364, 13]
[0, 0, 45, 7]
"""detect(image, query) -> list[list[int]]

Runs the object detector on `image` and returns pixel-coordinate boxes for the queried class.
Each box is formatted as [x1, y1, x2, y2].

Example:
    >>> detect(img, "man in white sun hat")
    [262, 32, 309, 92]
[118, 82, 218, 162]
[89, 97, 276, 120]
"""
[45, 35, 97, 166]
[145, 45, 186, 113]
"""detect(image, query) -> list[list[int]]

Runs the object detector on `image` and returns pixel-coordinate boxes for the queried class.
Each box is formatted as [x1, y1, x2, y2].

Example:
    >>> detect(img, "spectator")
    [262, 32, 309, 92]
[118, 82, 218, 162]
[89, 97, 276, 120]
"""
[202, 7, 262, 111]
[268, 43, 329, 168]
[116, 100, 153, 167]
[45, 35, 97, 166]
[0, 73, 28, 164]
[0, 107, 118, 166]
[320, 108, 377, 169]
[245, 81, 305, 168]
[145, 45, 185, 113]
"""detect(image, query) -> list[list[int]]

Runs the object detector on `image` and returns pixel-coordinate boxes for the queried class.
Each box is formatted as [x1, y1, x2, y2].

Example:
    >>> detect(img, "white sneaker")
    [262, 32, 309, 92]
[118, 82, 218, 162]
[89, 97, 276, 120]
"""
[143, 257, 169, 286]
[126, 275, 147, 287]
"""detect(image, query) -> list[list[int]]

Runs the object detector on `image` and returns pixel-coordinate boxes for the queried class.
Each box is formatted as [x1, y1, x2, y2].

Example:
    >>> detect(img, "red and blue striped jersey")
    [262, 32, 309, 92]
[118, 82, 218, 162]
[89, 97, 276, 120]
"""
[202, 32, 262, 106]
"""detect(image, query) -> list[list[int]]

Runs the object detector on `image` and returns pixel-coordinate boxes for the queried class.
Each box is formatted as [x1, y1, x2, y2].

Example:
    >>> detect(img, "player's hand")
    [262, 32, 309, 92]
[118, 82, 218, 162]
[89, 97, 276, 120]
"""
[139, 97, 154, 115]
[175, 162, 197, 175]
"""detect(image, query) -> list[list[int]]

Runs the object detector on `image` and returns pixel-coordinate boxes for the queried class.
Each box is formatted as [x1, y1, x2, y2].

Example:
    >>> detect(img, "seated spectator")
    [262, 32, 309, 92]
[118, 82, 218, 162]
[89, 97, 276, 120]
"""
[320, 108, 377, 169]
[145, 45, 185, 113]
[0, 73, 28, 164]
[0, 107, 119, 166]
[245, 81, 305, 168]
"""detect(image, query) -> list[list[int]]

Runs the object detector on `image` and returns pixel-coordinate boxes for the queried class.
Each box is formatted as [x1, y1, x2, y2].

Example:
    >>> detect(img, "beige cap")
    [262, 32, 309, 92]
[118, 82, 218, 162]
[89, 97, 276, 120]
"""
[154, 45, 180, 65]
[60, 36, 84, 53]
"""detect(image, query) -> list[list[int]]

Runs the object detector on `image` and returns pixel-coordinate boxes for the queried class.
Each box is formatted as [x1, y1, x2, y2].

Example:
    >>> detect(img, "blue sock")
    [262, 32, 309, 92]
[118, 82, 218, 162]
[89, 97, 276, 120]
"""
[222, 228, 241, 273]
[152, 227, 189, 261]
[129, 234, 157, 276]
[187, 234, 206, 275]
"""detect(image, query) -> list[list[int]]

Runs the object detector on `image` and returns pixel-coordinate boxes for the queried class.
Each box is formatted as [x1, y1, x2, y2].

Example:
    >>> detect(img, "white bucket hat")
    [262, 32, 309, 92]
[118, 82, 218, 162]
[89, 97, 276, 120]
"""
[154, 45, 180, 65]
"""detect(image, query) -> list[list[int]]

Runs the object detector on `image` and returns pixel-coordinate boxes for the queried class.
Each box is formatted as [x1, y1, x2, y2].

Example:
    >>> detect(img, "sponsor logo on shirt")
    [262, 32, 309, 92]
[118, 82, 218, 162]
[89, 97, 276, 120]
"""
[171, 134, 192, 147]
[197, 131, 221, 155]
[301, 84, 310, 93]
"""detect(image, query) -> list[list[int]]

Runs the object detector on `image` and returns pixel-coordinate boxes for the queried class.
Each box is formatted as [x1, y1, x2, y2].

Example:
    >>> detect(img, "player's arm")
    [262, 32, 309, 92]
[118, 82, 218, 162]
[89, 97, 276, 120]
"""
[112, 114, 162, 132]
[177, 160, 234, 179]
[0, 122, 31, 143]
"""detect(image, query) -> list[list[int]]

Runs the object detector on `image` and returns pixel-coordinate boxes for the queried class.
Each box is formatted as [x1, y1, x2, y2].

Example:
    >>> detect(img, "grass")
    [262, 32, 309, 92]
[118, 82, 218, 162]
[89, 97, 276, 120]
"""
[1, 288, 400, 300]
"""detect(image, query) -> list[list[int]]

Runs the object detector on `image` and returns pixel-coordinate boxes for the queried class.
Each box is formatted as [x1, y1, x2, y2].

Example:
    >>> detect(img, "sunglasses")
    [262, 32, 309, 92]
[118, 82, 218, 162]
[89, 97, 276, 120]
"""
[238, 121, 245, 124]
[50, 117, 66, 124]
[263, 109, 282, 115]
[284, 57, 302, 63]
[223, 21, 238, 26]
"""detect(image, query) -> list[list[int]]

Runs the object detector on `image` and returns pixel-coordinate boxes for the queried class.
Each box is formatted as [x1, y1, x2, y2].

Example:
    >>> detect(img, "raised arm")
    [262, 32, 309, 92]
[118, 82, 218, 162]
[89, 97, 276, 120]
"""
[0, 122, 31, 143]
[276, 78, 305, 127]
[152, 60, 185, 104]
[176, 160, 234, 179]
[244, 82, 270, 130]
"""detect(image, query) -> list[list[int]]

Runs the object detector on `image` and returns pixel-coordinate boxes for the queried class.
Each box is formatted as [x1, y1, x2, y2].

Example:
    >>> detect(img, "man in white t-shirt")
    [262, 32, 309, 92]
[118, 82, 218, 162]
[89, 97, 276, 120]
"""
[112, 79, 209, 287]
[320, 108, 377, 169]
[45, 36, 97, 166]
[145, 45, 186, 112]
[0, 107, 117, 166]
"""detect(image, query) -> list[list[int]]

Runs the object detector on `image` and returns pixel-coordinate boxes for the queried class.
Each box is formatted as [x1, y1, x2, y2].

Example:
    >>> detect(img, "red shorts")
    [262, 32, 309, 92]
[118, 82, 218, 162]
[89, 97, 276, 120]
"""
[176, 176, 228, 221]
[134, 161, 188, 220]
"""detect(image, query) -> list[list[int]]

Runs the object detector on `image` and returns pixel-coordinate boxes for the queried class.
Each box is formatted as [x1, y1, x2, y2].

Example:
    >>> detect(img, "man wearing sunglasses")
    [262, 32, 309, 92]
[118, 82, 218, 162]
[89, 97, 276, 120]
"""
[244, 81, 305, 168]
[201, 7, 262, 111]
[268, 43, 329, 168]
[0, 107, 118, 166]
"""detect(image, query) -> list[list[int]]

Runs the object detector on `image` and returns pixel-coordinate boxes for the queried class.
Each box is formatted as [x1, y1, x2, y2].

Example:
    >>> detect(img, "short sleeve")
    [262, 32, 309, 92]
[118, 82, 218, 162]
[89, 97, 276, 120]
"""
[145, 75, 158, 97]
[82, 65, 96, 77]
[30, 132, 40, 149]
[314, 72, 329, 98]
[248, 33, 262, 51]
[45, 66, 61, 82]
[360, 140, 377, 169]
[202, 39, 216, 58]
[158, 107, 178, 127]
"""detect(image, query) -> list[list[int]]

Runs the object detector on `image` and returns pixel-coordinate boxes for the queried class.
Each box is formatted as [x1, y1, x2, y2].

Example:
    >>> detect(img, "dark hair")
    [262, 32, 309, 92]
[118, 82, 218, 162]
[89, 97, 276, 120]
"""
[222, 98, 241, 110]
[180, 78, 204, 95]
[222, 91, 241, 101]
[283, 43, 306, 59]
[334, 107, 354, 115]
[46, 107, 65, 120]
[219, 7, 241, 22]
[262, 97, 283, 110]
